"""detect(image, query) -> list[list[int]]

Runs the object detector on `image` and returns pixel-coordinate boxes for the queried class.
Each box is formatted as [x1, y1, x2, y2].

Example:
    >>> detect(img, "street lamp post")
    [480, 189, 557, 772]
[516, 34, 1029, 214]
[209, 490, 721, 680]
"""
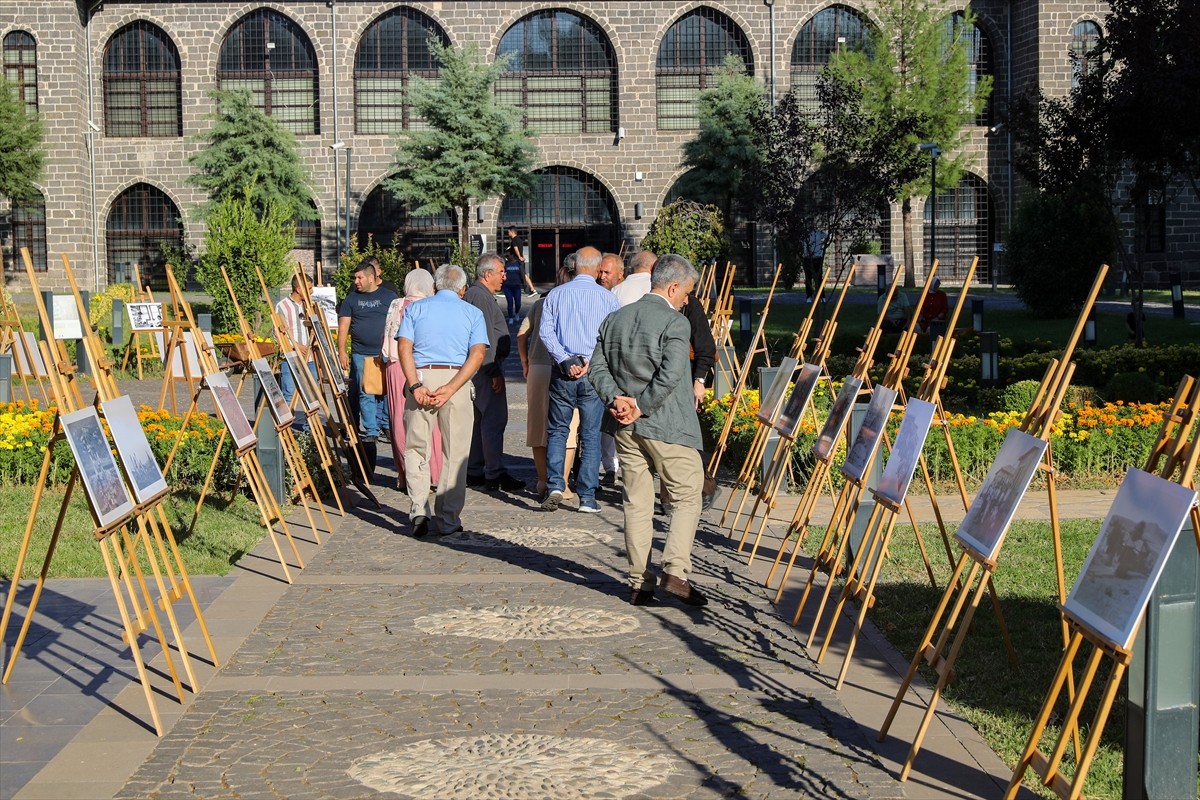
[919, 143, 940, 270]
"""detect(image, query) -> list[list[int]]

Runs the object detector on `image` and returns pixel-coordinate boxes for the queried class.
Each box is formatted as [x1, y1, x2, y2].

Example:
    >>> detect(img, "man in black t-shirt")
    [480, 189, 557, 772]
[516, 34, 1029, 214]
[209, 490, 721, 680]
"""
[337, 258, 399, 444]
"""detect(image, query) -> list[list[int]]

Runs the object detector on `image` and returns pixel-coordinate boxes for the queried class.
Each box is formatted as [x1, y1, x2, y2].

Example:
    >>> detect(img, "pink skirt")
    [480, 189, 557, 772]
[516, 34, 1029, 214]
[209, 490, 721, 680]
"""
[385, 360, 442, 485]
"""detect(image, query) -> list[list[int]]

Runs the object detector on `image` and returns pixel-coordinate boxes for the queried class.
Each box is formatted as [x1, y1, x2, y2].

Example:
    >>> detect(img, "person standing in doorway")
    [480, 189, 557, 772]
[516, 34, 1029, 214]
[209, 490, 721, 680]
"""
[802, 229, 826, 303]
[504, 226, 536, 324]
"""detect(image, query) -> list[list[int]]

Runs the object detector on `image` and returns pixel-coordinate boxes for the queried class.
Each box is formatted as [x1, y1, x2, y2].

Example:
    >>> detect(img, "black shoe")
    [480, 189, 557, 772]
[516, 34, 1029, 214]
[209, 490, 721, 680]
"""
[701, 486, 721, 512]
[630, 588, 658, 606]
[485, 472, 526, 492]
[602, 470, 617, 489]
[466, 473, 487, 488]
[411, 515, 429, 538]
[660, 574, 708, 607]
[440, 524, 463, 536]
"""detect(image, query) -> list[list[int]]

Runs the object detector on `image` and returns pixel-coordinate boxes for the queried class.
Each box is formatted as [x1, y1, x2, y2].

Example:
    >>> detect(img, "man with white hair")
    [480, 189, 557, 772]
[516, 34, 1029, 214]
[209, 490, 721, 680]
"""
[396, 264, 489, 537]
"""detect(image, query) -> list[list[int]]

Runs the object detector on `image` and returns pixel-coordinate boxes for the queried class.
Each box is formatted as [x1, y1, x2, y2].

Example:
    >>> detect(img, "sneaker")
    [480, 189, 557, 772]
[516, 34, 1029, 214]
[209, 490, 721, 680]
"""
[541, 489, 563, 511]
[411, 515, 429, 538]
[485, 472, 526, 492]
[701, 486, 722, 512]
[578, 499, 601, 513]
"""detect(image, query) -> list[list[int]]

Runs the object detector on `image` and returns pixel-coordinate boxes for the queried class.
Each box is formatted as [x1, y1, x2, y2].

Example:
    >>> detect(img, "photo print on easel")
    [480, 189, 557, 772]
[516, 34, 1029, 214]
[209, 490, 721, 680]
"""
[953, 429, 1049, 563]
[310, 286, 339, 329]
[204, 371, 258, 451]
[813, 376, 863, 461]
[283, 351, 321, 413]
[51, 295, 83, 340]
[311, 318, 347, 393]
[126, 302, 164, 331]
[251, 358, 295, 428]
[842, 386, 898, 483]
[1064, 468, 1197, 650]
[873, 398, 938, 506]
[61, 406, 135, 529]
[772, 362, 822, 438]
[756, 357, 798, 425]
[101, 394, 169, 504]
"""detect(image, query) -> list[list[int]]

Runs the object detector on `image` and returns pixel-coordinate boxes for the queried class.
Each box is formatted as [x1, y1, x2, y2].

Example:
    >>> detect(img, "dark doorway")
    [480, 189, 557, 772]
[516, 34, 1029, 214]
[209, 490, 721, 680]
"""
[529, 228, 585, 283]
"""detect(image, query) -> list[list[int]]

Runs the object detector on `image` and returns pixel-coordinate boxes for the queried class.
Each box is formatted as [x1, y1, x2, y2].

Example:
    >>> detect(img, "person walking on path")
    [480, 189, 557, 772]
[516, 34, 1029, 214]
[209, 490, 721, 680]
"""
[538, 246, 620, 513]
[382, 269, 442, 492]
[464, 253, 524, 493]
[588, 254, 708, 607]
[338, 258, 399, 446]
[275, 274, 318, 432]
[503, 226, 536, 323]
[396, 264, 488, 537]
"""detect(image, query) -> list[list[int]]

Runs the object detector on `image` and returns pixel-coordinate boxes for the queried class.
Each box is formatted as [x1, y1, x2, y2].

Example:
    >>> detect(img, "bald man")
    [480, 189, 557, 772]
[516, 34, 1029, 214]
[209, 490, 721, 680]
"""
[597, 252, 625, 290]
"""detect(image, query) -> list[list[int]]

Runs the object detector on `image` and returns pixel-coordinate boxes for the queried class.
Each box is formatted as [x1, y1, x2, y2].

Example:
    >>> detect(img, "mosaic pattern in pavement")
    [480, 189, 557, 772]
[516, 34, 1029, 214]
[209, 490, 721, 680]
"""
[413, 604, 640, 640]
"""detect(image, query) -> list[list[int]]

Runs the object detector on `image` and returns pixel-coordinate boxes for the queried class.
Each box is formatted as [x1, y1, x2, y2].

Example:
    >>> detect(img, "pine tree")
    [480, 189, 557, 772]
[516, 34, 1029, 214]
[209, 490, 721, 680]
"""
[0, 76, 44, 203]
[386, 42, 537, 259]
[188, 90, 315, 222]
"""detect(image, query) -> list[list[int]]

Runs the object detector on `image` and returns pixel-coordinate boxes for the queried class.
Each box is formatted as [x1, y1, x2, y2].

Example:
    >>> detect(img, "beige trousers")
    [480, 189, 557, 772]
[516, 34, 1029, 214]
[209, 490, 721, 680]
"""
[403, 368, 474, 531]
[614, 429, 703, 591]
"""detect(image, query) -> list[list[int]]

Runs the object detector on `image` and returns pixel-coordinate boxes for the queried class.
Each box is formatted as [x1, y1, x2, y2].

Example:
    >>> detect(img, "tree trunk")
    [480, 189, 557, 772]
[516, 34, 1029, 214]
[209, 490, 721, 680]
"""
[901, 196, 915, 288]
[460, 202, 471, 266]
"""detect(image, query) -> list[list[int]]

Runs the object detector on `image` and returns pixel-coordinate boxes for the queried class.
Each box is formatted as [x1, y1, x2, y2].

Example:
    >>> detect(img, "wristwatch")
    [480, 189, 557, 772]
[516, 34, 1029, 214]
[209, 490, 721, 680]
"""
[409, 381, 424, 393]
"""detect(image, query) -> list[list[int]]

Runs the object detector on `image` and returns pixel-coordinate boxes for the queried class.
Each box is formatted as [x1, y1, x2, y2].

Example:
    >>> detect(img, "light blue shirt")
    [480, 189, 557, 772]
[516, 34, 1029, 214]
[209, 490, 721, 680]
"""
[539, 274, 621, 365]
[396, 289, 489, 365]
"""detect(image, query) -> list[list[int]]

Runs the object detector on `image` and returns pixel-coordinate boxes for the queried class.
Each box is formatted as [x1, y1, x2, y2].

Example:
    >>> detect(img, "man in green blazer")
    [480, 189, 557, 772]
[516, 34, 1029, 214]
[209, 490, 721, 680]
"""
[588, 254, 708, 608]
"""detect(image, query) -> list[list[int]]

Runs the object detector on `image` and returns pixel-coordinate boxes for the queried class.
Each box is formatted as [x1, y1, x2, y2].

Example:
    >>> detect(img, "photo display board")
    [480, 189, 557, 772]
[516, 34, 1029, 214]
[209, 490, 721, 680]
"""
[873, 398, 938, 506]
[953, 429, 1049, 563]
[311, 314, 347, 393]
[283, 351, 321, 413]
[61, 406, 135, 529]
[812, 377, 863, 461]
[772, 363, 822, 439]
[51, 295, 83, 340]
[126, 302, 164, 331]
[311, 287, 339, 329]
[251, 358, 295, 428]
[101, 395, 169, 504]
[1064, 468, 1196, 650]
[204, 371, 258, 452]
[841, 386, 898, 483]
[756, 357, 797, 425]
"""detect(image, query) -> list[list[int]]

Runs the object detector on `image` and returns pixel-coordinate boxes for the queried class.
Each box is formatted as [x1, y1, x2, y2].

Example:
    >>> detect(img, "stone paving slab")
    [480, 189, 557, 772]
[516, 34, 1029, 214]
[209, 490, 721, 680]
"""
[115, 687, 904, 800]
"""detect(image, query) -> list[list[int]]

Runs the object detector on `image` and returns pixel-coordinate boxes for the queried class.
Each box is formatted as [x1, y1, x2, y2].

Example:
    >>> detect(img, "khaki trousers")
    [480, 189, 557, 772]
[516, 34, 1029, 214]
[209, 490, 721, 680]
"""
[403, 368, 474, 531]
[614, 429, 703, 591]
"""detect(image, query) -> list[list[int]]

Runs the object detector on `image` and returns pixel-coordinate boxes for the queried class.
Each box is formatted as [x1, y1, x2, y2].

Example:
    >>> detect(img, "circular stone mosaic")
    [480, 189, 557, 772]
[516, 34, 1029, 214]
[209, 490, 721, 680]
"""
[442, 526, 613, 548]
[413, 605, 639, 641]
[348, 733, 676, 799]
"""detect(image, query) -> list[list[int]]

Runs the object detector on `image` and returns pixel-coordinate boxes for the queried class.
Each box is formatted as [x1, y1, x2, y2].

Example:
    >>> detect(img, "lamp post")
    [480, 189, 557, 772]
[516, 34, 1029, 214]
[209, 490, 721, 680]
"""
[919, 143, 941, 270]
[330, 141, 346, 259]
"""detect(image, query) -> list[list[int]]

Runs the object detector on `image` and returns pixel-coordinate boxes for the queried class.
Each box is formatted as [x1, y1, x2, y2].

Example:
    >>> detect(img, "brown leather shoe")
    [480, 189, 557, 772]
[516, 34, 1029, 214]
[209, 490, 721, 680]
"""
[659, 574, 708, 607]
[630, 588, 657, 606]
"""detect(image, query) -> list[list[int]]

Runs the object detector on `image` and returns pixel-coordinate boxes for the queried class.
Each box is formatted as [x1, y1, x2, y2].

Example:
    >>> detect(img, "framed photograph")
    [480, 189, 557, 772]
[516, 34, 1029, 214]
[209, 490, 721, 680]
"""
[51, 294, 83, 340]
[756, 357, 797, 425]
[126, 302, 164, 331]
[772, 363, 822, 439]
[283, 351, 321, 413]
[1065, 468, 1197, 651]
[874, 398, 938, 507]
[311, 317, 346, 393]
[953, 429, 1049, 563]
[12, 331, 49, 377]
[204, 371, 258, 452]
[168, 331, 213, 379]
[310, 286, 339, 329]
[101, 394, 168, 504]
[251, 357, 295, 428]
[812, 376, 863, 461]
[842, 386, 898, 483]
[60, 407, 135, 530]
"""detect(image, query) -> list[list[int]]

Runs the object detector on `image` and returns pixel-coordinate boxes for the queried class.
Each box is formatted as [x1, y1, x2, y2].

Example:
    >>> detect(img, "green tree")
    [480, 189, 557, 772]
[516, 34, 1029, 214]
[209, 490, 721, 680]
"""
[677, 55, 766, 227]
[386, 42, 537, 257]
[821, 0, 992, 285]
[0, 75, 44, 203]
[640, 200, 730, 266]
[197, 186, 295, 334]
[187, 90, 314, 222]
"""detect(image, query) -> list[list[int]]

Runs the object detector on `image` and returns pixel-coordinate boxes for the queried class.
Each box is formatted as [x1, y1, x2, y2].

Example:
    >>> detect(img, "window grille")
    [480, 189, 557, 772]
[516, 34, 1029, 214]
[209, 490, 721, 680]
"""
[354, 8, 448, 134]
[218, 9, 319, 135]
[656, 8, 752, 130]
[103, 21, 182, 137]
[106, 184, 184, 289]
[2, 31, 37, 113]
[790, 5, 874, 115]
[1070, 20, 1102, 89]
[942, 12, 992, 126]
[6, 190, 47, 272]
[924, 173, 991, 283]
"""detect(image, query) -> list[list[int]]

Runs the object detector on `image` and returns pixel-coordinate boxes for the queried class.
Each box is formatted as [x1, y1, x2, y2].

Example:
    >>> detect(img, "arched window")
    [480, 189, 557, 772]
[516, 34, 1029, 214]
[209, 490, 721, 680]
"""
[354, 8, 449, 134]
[106, 184, 184, 289]
[496, 10, 618, 135]
[499, 166, 618, 282]
[103, 21, 182, 137]
[217, 9, 319, 135]
[1070, 20, 1102, 88]
[6, 189, 47, 273]
[356, 180, 455, 263]
[943, 12, 992, 126]
[790, 5, 875, 114]
[924, 173, 991, 283]
[656, 8, 752, 130]
[2, 31, 37, 113]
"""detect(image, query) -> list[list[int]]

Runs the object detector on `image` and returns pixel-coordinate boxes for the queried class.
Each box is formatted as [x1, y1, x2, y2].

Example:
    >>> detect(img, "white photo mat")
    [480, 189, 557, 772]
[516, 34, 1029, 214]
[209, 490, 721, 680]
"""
[102, 394, 169, 504]
[772, 363, 822, 438]
[813, 376, 863, 461]
[204, 371, 258, 451]
[874, 398, 938, 507]
[953, 429, 1050, 563]
[61, 406, 135, 529]
[842, 386, 898, 483]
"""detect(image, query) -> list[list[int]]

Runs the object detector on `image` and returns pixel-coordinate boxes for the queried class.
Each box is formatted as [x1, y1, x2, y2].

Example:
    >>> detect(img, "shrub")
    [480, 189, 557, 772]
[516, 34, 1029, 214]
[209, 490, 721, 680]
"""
[640, 200, 730, 266]
[1101, 371, 1161, 404]
[89, 283, 136, 344]
[1000, 380, 1040, 414]
[332, 235, 412, 302]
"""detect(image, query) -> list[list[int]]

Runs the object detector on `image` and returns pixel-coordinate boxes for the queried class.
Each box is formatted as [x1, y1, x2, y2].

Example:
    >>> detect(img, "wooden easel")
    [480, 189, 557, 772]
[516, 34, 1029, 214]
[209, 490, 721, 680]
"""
[119, 265, 163, 379]
[697, 260, 717, 313]
[708, 263, 740, 385]
[156, 280, 202, 416]
[719, 266, 839, 529]
[705, 261, 782, 482]
[158, 266, 306, 583]
[729, 268, 857, 557]
[1004, 374, 1199, 800]
[877, 265, 1111, 780]
[0, 249, 204, 735]
[0, 269, 49, 406]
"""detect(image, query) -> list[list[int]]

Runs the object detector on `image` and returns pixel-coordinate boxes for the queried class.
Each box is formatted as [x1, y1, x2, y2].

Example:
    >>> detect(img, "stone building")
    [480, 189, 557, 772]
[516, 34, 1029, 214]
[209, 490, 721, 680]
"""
[2, 0, 1191, 293]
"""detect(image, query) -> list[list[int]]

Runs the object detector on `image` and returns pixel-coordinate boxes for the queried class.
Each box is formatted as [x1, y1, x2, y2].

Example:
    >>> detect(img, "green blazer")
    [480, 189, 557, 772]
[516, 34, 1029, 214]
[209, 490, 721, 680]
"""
[588, 293, 704, 450]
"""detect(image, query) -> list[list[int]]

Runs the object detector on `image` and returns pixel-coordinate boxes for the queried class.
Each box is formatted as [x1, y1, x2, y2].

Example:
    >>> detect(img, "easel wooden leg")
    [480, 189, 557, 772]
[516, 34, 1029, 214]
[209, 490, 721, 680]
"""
[245, 450, 304, 572]
[150, 503, 218, 665]
[99, 536, 163, 736]
[815, 503, 887, 662]
[832, 513, 898, 689]
[0, 444, 56, 646]
[132, 514, 198, 692]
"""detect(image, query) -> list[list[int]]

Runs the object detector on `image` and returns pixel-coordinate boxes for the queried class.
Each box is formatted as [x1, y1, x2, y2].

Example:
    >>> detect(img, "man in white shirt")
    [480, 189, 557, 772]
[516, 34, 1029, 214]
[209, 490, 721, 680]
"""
[612, 250, 655, 307]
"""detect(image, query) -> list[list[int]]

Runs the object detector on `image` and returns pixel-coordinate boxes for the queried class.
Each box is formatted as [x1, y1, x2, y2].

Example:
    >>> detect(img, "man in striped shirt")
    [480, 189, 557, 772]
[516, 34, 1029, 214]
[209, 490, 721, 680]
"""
[537, 246, 620, 513]
[275, 274, 318, 431]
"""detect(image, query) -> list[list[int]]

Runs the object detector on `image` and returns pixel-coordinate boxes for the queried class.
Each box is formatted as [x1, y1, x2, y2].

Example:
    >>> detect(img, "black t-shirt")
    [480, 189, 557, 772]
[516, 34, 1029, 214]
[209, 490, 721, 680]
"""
[504, 236, 527, 287]
[338, 286, 398, 355]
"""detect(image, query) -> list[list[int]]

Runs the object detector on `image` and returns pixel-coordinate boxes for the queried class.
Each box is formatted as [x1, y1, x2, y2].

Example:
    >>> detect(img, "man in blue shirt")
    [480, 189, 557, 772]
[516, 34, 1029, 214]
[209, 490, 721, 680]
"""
[337, 258, 398, 447]
[396, 264, 489, 537]
[538, 246, 620, 513]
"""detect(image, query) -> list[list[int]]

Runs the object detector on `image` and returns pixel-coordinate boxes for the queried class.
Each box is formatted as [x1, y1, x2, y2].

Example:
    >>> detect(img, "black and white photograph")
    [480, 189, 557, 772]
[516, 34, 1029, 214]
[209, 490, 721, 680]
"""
[772, 363, 822, 439]
[812, 376, 863, 461]
[841, 386, 898, 483]
[756, 357, 797, 425]
[126, 302, 164, 331]
[51, 294, 83, 340]
[874, 398, 938, 506]
[1064, 469, 1196, 651]
[953, 429, 1049, 562]
[61, 407, 135, 529]
[251, 357, 295, 428]
[205, 371, 258, 451]
[311, 318, 347, 393]
[284, 351, 321, 413]
[311, 286, 339, 329]
[102, 394, 168, 504]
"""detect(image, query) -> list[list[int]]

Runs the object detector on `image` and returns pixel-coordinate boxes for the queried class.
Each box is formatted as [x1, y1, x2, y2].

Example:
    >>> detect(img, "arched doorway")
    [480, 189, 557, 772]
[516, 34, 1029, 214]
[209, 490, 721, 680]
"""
[924, 173, 992, 283]
[357, 179, 456, 266]
[498, 167, 619, 283]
